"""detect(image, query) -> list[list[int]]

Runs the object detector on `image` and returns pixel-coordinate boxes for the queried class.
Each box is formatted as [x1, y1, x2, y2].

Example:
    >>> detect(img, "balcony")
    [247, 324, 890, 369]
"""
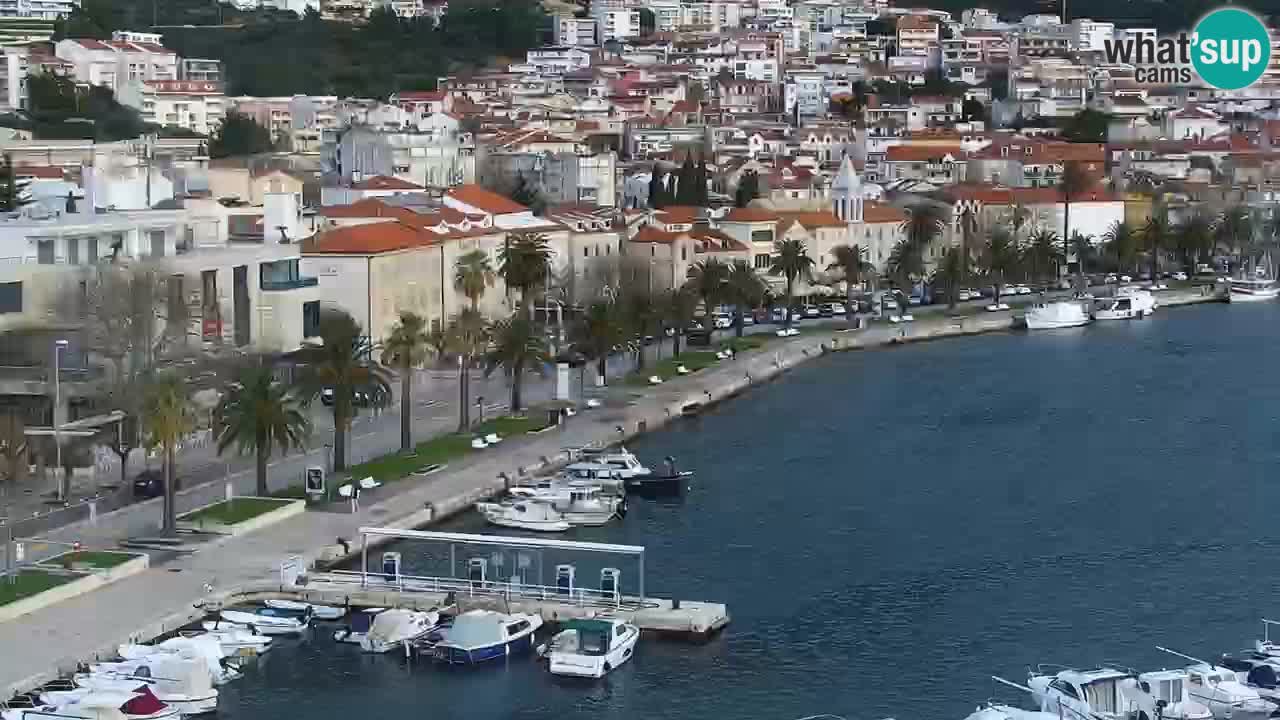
[261, 276, 318, 291]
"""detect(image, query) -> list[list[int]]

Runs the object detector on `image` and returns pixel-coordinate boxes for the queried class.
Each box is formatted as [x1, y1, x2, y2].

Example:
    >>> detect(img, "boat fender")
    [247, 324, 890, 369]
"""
[603, 661, 612, 673]
[619, 498, 628, 517]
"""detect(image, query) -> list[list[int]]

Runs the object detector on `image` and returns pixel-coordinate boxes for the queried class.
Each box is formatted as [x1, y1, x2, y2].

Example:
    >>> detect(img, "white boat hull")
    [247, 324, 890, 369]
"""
[263, 599, 345, 621]
[561, 510, 617, 527]
[483, 516, 571, 532]
[549, 627, 639, 678]
[1025, 316, 1091, 330]
[1229, 288, 1280, 302]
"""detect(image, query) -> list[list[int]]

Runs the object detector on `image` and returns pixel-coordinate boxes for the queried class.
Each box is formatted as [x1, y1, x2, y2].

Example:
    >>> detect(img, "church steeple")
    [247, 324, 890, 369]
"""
[831, 154, 862, 224]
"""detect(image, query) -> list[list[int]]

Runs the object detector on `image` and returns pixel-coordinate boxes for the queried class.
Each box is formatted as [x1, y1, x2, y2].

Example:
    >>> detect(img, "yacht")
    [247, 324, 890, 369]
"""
[1094, 288, 1157, 321]
[962, 704, 1062, 720]
[477, 501, 570, 532]
[426, 610, 543, 665]
[37, 689, 179, 720]
[1029, 666, 1213, 720]
[359, 609, 442, 654]
[1025, 301, 1091, 330]
[508, 486, 624, 526]
[543, 618, 640, 679]
[114, 635, 240, 686]
[1230, 263, 1280, 303]
[564, 447, 652, 480]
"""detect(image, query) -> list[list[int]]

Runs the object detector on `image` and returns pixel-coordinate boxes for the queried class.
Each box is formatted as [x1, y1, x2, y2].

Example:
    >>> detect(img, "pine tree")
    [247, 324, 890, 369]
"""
[648, 166, 665, 209]
[695, 158, 710, 206]
[676, 154, 696, 205]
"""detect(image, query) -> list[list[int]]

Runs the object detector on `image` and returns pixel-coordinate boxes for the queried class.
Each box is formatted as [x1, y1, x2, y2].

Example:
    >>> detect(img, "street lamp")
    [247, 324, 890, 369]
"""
[53, 339, 69, 501]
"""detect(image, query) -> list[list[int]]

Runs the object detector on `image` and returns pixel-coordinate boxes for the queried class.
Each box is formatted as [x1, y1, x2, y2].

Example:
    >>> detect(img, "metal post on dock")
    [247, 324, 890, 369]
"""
[638, 551, 645, 604]
[360, 533, 368, 588]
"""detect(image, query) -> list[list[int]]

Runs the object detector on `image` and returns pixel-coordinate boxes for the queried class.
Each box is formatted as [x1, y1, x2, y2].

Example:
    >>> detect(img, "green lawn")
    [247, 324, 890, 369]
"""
[340, 414, 553, 486]
[627, 351, 721, 386]
[181, 497, 293, 526]
[0, 569, 74, 606]
[53, 551, 136, 569]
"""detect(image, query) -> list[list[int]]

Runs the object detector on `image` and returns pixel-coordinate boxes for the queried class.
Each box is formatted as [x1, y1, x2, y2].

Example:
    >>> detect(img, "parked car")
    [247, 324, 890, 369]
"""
[1119, 274, 1132, 283]
[321, 388, 373, 407]
[1172, 271, 1189, 281]
[822, 302, 846, 316]
[712, 313, 732, 329]
[817, 304, 834, 318]
[956, 290, 972, 301]
[802, 305, 821, 318]
[133, 470, 166, 499]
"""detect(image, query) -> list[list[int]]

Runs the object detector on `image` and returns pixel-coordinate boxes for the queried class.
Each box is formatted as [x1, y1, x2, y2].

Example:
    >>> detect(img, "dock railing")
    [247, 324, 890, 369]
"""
[309, 568, 649, 611]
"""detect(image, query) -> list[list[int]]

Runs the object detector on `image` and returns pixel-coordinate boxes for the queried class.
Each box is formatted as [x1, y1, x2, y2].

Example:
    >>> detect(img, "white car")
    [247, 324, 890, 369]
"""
[712, 314, 732, 329]
[956, 290, 972, 301]
[1119, 274, 1132, 283]
[825, 302, 846, 315]
[1172, 271, 1189, 281]
[1015, 284, 1032, 295]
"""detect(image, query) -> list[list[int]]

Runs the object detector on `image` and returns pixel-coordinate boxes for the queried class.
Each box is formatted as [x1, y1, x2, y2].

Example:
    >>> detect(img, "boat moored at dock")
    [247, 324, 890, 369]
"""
[543, 618, 640, 679]
[1025, 301, 1091, 330]
[421, 610, 543, 665]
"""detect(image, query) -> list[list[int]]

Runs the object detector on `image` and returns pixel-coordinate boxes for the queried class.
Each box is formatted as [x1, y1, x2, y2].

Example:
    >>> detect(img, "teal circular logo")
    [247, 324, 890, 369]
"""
[1192, 8, 1271, 90]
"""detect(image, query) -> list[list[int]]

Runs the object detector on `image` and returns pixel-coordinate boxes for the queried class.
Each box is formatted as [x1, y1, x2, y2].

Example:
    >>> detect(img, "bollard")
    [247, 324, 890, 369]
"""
[672, 598, 681, 610]
[638, 420, 647, 433]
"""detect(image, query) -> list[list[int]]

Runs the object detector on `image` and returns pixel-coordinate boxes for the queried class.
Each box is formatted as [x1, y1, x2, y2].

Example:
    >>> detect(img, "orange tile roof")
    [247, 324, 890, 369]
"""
[15, 165, 64, 180]
[319, 198, 412, 219]
[722, 206, 779, 222]
[305, 221, 436, 255]
[943, 184, 1016, 204]
[631, 225, 682, 244]
[350, 175, 424, 191]
[656, 205, 704, 224]
[777, 211, 844, 230]
[862, 202, 908, 224]
[885, 145, 963, 162]
[690, 228, 748, 252]
[446, 184, 528, 215]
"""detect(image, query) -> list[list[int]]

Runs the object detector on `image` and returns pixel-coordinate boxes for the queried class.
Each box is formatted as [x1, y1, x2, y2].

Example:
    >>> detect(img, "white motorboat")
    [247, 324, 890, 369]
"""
[1025, 301, 1090, 330]
[333, 608, 386, 645]
[543, 618, 639, 678]
[564, 447, 651, 481]
[509, 486, 624, 527]
[962, 703, 1062, 720]
[39, 690, 179, 720]
[70, 658, 219, 717]
[1029, 666, 1213, 720]
[262, 599, 345, 621]
[1094, 288, 1156, 321]
[426, 610, 543, 665]
[177, 627, 271, 657]
[203, 609, 307, 636]
[113, 635, 240, 687]
[1156, 647, 1274, 720]
[1230, 277, 1280, 303]
[477, 501, 570, 532]
[1216, 655, 1280, 706]
[359, 609, 441, 654]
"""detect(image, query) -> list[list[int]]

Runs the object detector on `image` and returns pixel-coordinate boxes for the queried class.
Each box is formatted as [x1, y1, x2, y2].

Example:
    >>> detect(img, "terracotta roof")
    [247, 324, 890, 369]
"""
[944, 184, 1015, 204]
[862, 202, 908, 224]
[656, 205, 703, 224]
[885, 145, 963, 162]
[690, 228, 747, 252]
[723, 206, 779, 222]
[631, 225, 681, 244]
[897, 15, 938, 30]
[446, 184, 528, 215]
[14, 165, 64, 180]
[1009, 186, 1119, 204]
[350, 175, 423, 191]
[319, 198, 411, 219]
[304, 221, 436, 255]
[397, 91, 445, 102]
[70, 38, 111, 50]
[777, 211, 844, 230]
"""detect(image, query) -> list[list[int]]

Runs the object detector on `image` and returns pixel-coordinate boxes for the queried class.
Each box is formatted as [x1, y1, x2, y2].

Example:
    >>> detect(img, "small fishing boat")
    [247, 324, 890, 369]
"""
[426, 610, 543, 665]
[1094, 288, 1157, 321]
[543, 618, 639, 679]
[202, 610, 308, 636]
[69, 655, 220, 717]
[1025, 301, 1090, 330]
[564, 447, 652, 480]
[333, 608, 386, 645]
[359, 609, 441, 654]
[477, 501, 570, 532]
[110, 635, 239, 689]
[176, 627, 271, 658]
[262, 600, 345, 621]
[624, 456, 692, 496]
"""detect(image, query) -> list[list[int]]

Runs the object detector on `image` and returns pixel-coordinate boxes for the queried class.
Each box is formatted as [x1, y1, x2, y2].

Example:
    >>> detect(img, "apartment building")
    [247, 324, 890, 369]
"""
[896, 15, 940, 68]
[0, 0, 77, 20]
[55, 32, 177, 93]
[118, 80, 226, 136]
[557, 16, 598, 47]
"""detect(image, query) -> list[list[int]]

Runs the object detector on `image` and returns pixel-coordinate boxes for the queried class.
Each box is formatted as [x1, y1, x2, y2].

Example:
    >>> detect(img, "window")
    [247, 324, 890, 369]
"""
[751, 229, 774, 244]
[650, 246, 655, 257]
[1048, 680, 1079, 700]
[0, 281, 20, 313]
[754, 253, 771, 269]
[583, 246, 589, 257]
[66, 237, 79, 265]
[303, 300, 320, 338]
[150, 230, 165, 257]
[506, 620, 531, 636]
[681, 246, 687, 261]
[37, 240, 54, 264]
[87, 237, 98, 263]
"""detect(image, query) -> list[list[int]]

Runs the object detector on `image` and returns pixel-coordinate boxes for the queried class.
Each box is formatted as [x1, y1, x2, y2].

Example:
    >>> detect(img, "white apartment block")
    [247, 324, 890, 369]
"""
[0, 44, 27, 112]
[55, 33, 177, 93]
[0, 0, 77, 20]
[118, 80, 226, 136]
[679, 0, 742, 32]
[648, 0, 680, 31]
[897, 15, 940, 68]
[1071, 19, 1114, 52]
[556, 16, 597, 46]
[593, 8, 640, 41]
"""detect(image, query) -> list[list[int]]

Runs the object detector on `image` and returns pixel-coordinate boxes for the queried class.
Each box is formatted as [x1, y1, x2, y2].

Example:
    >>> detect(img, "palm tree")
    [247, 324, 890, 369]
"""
[498, 232, 553, 315]
[454, 249, 496, 311]
[1102, 221, 1138, 274]
[383, 311, 431, 452]
[895, 203, 945, 291]
[1216, 205, 1254, 271]
[933, 246, 968, 310]
[294, 310, 392, 472]
[620, 286, 658, 369]
[1058, 160, 1092, 288]
[984, 228, 1021, 303]
[215, 360, 311, 497]
[1003, 202, 1032, 239]
[1175, 213, 1214, 272]
[958, 206, 978, 293]
[685, 259, 730, 328]
[828, 244, 873, 323]
[886, 238, 926, 290]
[142, 372, 194, 535]
[1139, 215, 1169, 282]
[446, 308, 488, 431]
[576, 300, 628, 385]
[726, 259, 766, 336]
[1026, 229, 1064, 284]
[768, 238, 815, 329]
[663, 286, 698, 355]
[485, 311, 548, 413]
[1069, 233, 1096, 278]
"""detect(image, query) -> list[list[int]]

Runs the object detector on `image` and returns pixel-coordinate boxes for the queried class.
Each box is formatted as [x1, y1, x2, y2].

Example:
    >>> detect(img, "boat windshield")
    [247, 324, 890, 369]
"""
[577, 629, 609, 655]
[442, 615, 504, 648]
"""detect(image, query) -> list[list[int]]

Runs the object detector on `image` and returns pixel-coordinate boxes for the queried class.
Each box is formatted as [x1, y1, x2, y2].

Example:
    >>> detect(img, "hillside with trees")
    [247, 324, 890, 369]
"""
[56, 0, 548, 98]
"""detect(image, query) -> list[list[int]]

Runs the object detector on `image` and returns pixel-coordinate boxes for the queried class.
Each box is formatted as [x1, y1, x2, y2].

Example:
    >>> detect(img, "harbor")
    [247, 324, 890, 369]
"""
[1, 290, 1269, 720]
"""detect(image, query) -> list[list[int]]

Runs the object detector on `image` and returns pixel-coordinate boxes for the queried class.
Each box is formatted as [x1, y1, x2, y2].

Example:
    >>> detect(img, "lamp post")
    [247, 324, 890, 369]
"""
[53, 339, 69, 502]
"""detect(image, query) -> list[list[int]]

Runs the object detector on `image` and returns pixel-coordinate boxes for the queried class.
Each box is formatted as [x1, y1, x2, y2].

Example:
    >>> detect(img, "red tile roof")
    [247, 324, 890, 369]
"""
[885, 145, 963, 162]
[863, 202, 908, 224]
[723, 206, 779, 222]
[631, 225, 681, 244]
[305, 221, 436, 255]
[14, 165, 64, 180]
[70, 38, 111, 51]
[656, 205, 704, 224]
[446, 184, 528, 215]
[319, 198, 413, 219]
[777, 211, 844, 230]
[350, 175, 423, 191]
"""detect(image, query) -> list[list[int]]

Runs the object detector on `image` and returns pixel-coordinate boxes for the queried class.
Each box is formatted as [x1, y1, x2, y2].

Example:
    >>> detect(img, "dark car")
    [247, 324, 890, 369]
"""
[133, 469, 166, 499]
